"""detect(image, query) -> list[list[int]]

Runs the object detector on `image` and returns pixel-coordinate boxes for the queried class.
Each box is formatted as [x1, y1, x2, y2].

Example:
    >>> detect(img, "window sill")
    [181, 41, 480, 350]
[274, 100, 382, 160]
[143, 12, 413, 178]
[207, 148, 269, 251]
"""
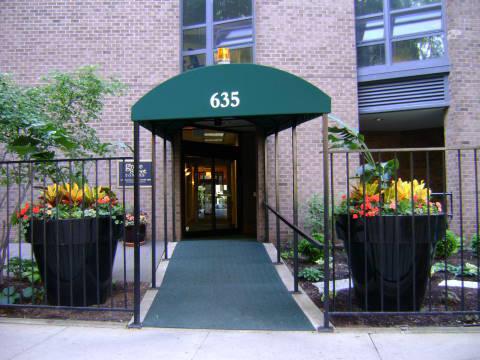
[357, 61, 450, 83]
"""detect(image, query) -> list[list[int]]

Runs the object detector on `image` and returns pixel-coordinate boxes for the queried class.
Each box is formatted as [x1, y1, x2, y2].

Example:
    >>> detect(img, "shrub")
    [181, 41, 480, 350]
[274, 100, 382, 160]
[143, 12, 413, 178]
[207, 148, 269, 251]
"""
[299, 267, 323, 282]
[435, 229, 460, 259]
[472, 233, 479, 254]
[280, 250, 293, 260]
[298, 238, 323, 263]
[304, 194, 324, 235]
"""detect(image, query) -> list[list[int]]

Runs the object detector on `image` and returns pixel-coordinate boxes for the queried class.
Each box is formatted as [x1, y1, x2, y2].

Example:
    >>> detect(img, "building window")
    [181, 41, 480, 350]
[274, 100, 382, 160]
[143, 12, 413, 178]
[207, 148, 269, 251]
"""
[181, 0, 254, 72]
[355, 0, 447, 75]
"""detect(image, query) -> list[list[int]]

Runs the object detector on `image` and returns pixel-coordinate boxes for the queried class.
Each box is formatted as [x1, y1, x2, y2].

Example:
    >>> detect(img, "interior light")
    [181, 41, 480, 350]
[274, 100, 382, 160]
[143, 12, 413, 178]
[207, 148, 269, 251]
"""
[217, 47, 230, 64]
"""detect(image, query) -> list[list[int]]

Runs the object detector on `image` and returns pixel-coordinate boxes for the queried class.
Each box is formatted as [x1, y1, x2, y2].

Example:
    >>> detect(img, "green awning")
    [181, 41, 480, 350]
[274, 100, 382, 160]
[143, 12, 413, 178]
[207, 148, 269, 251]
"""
[131, 64, 331, 135]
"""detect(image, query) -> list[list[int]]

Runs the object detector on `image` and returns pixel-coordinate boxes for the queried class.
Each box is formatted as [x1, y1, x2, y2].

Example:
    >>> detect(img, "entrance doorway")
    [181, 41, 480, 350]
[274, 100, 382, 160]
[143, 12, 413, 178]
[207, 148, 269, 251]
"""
[183, 155, 238, 234]
[182, 128, 256, 238]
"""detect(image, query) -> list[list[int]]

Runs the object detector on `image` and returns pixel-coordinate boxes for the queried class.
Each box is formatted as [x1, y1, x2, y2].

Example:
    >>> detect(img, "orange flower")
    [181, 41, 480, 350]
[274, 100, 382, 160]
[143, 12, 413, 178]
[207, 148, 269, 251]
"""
[97, 196, 110, 204]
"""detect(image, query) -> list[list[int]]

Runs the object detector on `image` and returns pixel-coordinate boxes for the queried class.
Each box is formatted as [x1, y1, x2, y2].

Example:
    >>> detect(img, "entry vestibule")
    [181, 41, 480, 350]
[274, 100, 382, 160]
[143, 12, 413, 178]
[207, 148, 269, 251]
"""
[182, 129, 257, 237]
[130, 63, 332, 326]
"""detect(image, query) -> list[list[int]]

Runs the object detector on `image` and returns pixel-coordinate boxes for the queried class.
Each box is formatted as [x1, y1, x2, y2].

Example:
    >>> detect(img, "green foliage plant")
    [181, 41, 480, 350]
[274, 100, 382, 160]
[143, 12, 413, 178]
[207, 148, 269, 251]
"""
[299, 267, 323, 282]
[281, 250, 293, 260]
[298, 238, 322, 263]
[2, 257, 44, 304]
[431, 261, 479, 277]
[435, 229, 460, 259]
[471, 233, 479, 254]
[304, 194, 324, 235]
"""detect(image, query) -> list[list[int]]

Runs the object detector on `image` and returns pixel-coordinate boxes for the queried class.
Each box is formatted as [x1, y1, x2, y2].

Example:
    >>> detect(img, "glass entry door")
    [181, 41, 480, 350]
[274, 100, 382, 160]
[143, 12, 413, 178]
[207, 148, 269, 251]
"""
[184, 155, 238, 234]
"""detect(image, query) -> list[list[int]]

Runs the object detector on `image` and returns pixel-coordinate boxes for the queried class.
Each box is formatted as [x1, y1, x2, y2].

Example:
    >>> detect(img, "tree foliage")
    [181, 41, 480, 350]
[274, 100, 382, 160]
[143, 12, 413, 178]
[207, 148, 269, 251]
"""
[0, 66, 125, 284]
[0, 66, 124, 162]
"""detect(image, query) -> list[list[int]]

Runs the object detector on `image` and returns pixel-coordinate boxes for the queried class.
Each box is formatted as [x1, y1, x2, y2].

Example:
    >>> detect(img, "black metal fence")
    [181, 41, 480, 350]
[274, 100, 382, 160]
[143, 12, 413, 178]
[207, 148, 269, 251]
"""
[266, 146, 480, 330]
[0, 157, 137, 315]
[326, 147, 479, 318]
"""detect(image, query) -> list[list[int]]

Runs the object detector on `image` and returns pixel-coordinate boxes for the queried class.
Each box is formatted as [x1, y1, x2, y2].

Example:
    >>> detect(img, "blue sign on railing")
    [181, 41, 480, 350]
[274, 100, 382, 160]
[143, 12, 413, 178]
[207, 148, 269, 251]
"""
[118, 160, 153, 187]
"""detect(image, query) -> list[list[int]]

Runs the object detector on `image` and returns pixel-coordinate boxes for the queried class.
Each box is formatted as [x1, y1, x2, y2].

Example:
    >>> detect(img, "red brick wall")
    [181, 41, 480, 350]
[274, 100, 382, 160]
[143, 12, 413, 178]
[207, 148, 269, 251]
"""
[445, 0, 480, 239]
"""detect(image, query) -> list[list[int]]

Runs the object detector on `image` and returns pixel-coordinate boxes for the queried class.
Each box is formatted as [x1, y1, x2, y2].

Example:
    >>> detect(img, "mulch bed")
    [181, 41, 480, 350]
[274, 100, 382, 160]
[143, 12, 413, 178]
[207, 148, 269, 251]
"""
[284, 245, 480, 327]
[0, 282, 149, 323]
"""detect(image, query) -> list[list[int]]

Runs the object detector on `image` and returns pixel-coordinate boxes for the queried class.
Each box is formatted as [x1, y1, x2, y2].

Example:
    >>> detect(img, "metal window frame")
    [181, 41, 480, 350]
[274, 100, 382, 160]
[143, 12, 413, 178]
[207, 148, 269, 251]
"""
[180, 0, 255, 71]
[355, 0, 449, 81]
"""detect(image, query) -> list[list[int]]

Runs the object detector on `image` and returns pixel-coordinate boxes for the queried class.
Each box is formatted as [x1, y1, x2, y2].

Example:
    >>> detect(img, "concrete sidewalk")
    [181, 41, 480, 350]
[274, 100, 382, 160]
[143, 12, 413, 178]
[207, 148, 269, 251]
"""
[0, 320, 478, 360]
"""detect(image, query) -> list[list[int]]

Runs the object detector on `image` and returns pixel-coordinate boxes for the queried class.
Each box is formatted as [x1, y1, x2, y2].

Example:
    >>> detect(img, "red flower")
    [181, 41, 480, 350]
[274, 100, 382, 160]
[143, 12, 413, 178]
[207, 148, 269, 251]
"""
[22, 215, 28, 220]
[352, 214, 358, 219]
[20, 202, 30, 216]
[33, 206, 40, 214]
[342, 194, 347, 200]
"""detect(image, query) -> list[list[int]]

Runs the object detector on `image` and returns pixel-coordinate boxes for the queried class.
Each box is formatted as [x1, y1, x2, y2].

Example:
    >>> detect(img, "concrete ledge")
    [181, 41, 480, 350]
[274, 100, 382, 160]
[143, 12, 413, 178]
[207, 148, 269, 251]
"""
[129, 242, 178, 327]
[0, 317, 127, 329]
[263, 243, 332, 332]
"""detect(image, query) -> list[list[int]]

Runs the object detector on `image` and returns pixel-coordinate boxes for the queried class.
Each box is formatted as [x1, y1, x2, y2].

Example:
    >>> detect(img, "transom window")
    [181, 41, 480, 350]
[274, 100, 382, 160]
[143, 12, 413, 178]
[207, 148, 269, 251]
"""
[182, 0, 254, 72]
[355, 0, 447, 71]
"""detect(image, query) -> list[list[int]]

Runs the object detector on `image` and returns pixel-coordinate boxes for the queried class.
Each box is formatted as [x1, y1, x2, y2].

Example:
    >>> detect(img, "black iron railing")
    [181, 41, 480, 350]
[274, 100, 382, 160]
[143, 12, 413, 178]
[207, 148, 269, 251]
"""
[327, 147, 479, 318]
[265, 146, 480, 329]
[0, 157, 137, 315]
[264, 202, 330, 329]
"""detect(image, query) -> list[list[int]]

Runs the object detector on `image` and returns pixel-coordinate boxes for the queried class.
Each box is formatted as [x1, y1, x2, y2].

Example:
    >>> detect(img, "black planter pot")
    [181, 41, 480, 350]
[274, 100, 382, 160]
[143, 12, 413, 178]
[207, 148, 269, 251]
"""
[26, 217, 123, 306]
[335, 214, 445, 311]
[124, 224, 146, 247]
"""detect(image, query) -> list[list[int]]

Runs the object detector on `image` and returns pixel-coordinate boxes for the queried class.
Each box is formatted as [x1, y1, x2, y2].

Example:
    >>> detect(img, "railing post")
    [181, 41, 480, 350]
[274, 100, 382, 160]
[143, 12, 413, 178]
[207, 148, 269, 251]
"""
[292, 120, 299, 293]
[132, 122, 142, 328]
[275, 129, 281, 264]
[322, 113, 330, 329]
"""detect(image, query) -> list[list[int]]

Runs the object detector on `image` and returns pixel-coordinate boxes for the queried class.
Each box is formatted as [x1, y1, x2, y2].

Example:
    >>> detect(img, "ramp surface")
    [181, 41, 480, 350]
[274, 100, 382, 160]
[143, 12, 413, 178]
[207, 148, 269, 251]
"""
[142, 240, 314, 331]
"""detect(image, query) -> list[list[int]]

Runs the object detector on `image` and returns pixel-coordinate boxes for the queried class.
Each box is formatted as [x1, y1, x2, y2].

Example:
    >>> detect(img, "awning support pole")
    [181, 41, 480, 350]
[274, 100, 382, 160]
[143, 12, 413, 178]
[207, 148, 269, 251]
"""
[132, 122, 141, 327]
[322, 113, 331, 329]
[151, 130, 157, 288]
[275, 129, 281, 264]
[292, 120, 299, 293]
[163, 136, 168, 259]
[264, 132, 269, 243]
[171, 138, 176, 242]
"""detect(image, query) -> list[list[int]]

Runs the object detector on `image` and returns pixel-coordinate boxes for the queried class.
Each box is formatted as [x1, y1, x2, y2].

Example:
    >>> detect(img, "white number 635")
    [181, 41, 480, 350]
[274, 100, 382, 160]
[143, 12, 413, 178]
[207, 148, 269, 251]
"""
[210, 91, 240, 109]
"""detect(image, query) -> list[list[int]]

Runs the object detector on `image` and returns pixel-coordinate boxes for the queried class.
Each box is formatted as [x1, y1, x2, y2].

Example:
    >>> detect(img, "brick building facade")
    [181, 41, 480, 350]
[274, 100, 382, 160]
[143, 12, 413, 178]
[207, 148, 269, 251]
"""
[1, 0, 479, 243]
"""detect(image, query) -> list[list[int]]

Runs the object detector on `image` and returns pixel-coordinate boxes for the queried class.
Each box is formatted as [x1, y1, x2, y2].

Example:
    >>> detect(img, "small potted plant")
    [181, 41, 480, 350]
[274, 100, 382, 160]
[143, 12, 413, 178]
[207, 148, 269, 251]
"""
[13, 182, 124, 306]
[124, 210, 148, 247]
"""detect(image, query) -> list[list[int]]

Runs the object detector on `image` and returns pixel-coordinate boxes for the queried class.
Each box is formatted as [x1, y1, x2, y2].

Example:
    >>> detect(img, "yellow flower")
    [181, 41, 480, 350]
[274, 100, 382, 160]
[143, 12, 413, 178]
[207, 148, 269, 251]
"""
[351, 180, 379, 201]
[63, 183, 83, 205]
[44, 184, 64, 206]
[383, 178, 429, 204]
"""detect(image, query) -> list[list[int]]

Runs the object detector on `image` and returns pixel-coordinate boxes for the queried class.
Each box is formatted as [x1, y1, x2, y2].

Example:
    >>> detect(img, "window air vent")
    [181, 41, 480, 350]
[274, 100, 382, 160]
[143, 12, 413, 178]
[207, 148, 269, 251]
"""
[358, 76, 449, 113]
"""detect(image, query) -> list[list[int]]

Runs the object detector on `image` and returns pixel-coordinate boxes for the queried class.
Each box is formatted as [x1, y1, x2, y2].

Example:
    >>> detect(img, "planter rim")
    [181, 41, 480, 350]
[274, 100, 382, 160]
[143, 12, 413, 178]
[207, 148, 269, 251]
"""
[335, 213, 445, 218]
[29, 215, 121, 222]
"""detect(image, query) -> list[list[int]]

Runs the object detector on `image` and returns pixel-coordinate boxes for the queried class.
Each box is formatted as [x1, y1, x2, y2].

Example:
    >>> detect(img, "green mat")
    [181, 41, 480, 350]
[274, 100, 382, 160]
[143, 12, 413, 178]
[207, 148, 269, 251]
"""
[142, 240, 314, 331]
